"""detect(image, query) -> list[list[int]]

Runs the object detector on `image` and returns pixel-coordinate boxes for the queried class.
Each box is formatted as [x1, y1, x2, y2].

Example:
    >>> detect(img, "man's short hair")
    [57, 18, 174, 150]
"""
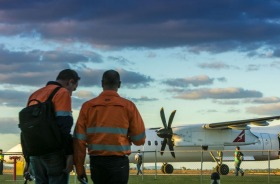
[236, 146, 240, 150]
[56, 69, 80, 83]
[102, 70, 120, 87]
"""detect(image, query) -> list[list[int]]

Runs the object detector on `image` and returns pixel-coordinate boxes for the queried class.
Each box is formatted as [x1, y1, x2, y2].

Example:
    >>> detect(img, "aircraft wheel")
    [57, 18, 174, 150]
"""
[164, 164, 174, 174]
[219, 164, 229, 175]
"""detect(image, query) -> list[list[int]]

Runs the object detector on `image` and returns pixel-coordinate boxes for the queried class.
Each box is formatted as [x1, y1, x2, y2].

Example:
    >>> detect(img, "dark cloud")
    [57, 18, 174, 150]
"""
[118, 69, 154, 88]
[0, 118, 20, 134]
[0, 47, 101, 65]
[163, 75, 214, 88]
[217, 77, 227, 82]
[129, 96, 158, 103]
[174, 87, 263, 100]
[0, 47, 103, 86]
[77, 68, 154, 88]
[0, 0, 280, 52]
[107, 56, 134, 65]
[0, 90, 29, 107]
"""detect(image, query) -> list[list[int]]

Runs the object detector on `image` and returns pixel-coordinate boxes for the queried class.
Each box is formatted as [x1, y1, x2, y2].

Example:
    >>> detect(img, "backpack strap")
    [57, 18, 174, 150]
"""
[46, 86, 61, 102]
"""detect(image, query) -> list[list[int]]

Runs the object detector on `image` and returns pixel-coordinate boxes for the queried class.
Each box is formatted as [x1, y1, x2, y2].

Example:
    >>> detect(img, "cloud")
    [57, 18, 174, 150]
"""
[0, 48, 103, 86]
[130, 96, 158, 103]
[246, 103, 280, 115]
[174, 87, 263, 100]
[0, 0, 280, 52]
[246, 64, 261, 71]
[227, 108, 240, 113]
[198, 62, 239, 70]
[270, 61, 280, 69]
[213, 99, 240, 105]
[163, 75, 214, 88]
[0, 46, 152, 88]
[74, 90, 95, 99]
[245, 97, 280, 104]
[107, 56, 134, 65]
[118, 69, 154, 88]
[0, 89, 29, 107]
[79, 68, 154, 88]
[0, 118, 20, 134]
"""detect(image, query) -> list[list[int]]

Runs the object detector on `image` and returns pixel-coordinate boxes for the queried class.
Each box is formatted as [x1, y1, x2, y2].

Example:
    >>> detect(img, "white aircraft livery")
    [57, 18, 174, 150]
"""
[129, 108, 280, 175]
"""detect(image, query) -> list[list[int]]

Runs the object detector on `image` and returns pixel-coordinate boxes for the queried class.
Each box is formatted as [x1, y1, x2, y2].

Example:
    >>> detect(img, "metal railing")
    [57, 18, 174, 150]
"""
[2, 149, 280, 183]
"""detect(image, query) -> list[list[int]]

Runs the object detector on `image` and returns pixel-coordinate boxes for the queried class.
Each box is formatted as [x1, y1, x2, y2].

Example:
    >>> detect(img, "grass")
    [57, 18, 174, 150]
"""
[1, 173, 280, 184]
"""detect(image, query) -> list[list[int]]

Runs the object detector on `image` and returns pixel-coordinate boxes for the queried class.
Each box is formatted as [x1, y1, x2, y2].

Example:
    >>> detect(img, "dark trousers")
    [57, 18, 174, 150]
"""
[30, 151, 68, 184]
[90, 156, 129, 184]
[136, 163, 142, 175]
[0, 160, 3, 175]
[234, 161, 244, 176]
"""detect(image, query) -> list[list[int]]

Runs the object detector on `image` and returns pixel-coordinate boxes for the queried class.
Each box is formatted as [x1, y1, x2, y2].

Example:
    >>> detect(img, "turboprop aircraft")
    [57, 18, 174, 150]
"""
[129, 108, 280, 175]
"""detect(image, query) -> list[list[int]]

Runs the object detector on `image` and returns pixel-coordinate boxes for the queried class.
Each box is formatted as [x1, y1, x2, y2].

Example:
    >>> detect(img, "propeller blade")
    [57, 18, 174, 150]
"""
[160, 108, 167, 129]
[167, 138, 176, 158]
[167, 110, 176, 129]
[161, 138, 167, 155]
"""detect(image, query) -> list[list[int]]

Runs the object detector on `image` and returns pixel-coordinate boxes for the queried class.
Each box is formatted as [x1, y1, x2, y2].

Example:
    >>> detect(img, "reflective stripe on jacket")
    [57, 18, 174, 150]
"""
[73, 90, 146, 175]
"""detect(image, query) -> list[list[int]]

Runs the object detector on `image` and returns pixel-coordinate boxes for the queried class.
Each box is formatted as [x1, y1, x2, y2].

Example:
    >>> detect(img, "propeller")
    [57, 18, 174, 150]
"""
[156, 108, 176, 158]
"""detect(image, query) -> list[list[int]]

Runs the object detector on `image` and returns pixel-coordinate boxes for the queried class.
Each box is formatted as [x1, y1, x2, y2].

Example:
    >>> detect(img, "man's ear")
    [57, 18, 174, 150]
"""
[101, 80, 104, 88]
[69, 79, 75, 84]
[118, 81, 121, 88]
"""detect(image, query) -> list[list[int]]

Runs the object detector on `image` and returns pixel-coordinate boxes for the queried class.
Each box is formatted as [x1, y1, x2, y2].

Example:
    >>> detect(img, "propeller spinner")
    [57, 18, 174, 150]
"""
[156, 108, 176, 158]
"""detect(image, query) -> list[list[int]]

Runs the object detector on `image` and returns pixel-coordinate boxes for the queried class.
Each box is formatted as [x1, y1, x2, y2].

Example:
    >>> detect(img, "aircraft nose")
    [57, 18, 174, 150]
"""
[157, 128, 172, 138]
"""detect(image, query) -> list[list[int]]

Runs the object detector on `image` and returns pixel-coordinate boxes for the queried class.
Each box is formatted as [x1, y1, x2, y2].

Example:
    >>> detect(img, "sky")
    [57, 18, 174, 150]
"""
[1, 0, 280, 151]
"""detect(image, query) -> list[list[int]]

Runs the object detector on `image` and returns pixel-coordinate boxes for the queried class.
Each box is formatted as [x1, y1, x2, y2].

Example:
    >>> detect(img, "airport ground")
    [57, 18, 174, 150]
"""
[1, 169, 280, 184]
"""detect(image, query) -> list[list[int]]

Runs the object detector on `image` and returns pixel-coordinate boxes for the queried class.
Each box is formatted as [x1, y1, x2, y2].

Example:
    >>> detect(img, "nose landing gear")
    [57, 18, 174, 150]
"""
[161, 163, 174, 174]
[210, 151, 229, 175]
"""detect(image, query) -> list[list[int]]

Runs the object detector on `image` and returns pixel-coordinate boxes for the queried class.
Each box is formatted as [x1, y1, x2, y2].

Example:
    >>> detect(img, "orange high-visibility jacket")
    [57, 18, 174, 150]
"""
[28, 83, 72, 113]
[73, 90, 146, 175]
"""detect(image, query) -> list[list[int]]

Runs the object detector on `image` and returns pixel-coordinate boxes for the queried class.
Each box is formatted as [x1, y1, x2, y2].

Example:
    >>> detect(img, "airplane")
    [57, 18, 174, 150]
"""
[5, 108, 280, 176]
[128, 108, 280, 175]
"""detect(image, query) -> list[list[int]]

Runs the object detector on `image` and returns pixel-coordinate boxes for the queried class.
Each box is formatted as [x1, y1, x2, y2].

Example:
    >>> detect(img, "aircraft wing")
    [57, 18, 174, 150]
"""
[202, 115, 280, 130]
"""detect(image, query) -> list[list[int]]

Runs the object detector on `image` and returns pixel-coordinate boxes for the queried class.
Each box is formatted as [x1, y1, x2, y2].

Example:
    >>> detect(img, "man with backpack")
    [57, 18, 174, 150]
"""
[234, 146, 244, 176]
[135, 150, 143, 175]
[20, 69, 80, 184]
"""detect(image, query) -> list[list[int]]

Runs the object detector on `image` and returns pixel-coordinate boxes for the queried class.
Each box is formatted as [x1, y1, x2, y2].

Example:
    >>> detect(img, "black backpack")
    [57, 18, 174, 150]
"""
[237, 151, 244, 161]
[19, 87, 63, 156]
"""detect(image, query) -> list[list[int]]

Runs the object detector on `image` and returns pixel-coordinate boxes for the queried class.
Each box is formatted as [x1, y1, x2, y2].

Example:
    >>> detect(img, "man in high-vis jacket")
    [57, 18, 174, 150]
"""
[0, 149, 4, 175]
[73, 70, 146, 184]
[23, 69, 80, 184]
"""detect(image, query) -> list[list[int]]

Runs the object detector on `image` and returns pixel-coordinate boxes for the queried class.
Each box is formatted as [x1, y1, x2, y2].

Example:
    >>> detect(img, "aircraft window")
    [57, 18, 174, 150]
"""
[155, 141, 158, 146]
[148, 141, 151, 146]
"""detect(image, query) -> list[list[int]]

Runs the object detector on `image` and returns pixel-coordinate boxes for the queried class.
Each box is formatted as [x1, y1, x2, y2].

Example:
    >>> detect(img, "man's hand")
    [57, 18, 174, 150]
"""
[63, 155, 73, 173]
[78, 173, 88, 184]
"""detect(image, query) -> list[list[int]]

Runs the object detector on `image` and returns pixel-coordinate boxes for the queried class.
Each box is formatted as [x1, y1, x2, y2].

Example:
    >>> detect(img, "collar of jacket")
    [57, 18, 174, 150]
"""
[46, 81, 63, 87]
[100, 90, 120, 97]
